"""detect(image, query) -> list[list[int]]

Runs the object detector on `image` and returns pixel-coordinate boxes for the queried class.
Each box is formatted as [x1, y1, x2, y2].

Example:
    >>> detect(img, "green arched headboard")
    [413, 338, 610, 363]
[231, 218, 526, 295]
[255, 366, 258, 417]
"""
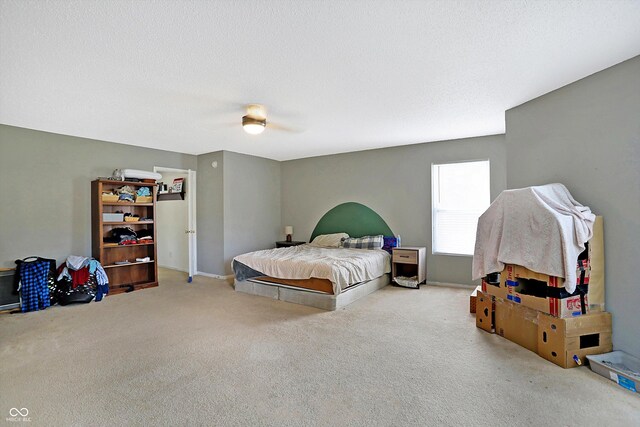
[309, 202, 394, 242]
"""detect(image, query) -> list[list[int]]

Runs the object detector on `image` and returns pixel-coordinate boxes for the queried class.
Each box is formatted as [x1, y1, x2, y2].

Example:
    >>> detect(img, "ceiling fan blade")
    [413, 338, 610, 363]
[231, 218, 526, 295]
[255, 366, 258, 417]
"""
[267, 122, 303, 133]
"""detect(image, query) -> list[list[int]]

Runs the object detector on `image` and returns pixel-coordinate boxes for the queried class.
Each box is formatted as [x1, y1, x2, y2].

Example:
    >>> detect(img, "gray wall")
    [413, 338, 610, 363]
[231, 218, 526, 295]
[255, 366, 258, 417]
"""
[281, 134, 507, 286]
[0, 124, 197, 268]
[505, 56, 640, 358]
[223, 151, 281, 275]
[196, 151, 225, 275]
[196, 150, 281, 276]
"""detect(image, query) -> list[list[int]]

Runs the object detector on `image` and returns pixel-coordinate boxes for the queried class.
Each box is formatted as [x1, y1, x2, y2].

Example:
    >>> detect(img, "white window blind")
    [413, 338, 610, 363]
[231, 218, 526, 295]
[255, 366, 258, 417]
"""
[432, 160, 490, 256]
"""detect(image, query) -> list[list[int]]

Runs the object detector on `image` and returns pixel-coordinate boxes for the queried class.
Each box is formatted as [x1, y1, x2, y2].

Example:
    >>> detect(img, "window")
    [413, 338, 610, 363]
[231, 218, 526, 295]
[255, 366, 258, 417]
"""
[432, 160, 490, 256]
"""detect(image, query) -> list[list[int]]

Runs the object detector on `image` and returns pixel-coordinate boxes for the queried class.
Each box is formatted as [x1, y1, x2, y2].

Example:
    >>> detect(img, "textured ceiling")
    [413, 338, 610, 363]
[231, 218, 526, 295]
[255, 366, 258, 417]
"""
[1, 1, 639, 161]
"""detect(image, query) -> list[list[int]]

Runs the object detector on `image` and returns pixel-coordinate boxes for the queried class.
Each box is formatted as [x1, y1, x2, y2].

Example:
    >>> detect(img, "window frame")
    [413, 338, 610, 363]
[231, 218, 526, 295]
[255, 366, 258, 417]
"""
[431, 159, 490, 257]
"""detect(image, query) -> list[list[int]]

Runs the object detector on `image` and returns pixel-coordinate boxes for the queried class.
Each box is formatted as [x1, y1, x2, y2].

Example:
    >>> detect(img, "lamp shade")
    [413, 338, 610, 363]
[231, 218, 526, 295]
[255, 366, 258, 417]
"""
[284, 226, 293, 235]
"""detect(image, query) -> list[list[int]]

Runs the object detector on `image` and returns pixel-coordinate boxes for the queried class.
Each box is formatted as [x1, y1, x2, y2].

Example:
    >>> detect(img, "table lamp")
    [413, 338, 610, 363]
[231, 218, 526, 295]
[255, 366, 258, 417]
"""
[284, 226, 293, 242]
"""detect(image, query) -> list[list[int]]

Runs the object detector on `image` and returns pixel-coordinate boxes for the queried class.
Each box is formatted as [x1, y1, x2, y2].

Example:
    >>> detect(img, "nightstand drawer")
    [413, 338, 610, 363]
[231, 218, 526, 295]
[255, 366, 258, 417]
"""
[393, 250, 418, 264]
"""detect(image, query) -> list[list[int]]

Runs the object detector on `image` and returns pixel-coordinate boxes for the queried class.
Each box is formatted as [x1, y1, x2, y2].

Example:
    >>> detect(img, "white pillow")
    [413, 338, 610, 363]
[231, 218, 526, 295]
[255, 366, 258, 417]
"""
[309, 233, 350, 247]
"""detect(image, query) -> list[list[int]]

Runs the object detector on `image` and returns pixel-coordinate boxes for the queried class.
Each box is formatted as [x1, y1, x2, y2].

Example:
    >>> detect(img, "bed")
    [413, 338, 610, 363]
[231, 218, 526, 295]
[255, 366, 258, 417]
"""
[232, 202, 395, 310]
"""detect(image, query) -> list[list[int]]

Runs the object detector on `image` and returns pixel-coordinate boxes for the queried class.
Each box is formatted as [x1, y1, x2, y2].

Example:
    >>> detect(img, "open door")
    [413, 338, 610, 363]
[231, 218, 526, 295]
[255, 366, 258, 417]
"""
[154, 166, 197, 283]
[187, 169, 197, 282]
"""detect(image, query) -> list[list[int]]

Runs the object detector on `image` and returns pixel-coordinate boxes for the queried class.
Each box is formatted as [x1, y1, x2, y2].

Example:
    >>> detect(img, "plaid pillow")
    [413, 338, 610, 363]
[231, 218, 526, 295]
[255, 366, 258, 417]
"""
[340, 235, 384, 249]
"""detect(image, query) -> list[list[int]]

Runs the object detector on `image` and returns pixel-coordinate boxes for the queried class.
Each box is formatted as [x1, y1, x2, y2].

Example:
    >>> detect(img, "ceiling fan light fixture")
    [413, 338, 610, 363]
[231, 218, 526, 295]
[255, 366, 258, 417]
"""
[242, 115, 266, 135]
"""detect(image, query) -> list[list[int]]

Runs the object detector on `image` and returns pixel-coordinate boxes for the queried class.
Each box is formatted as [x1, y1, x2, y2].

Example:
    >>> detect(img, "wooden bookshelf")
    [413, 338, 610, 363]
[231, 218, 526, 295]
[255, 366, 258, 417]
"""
[91, 180, 158, 295]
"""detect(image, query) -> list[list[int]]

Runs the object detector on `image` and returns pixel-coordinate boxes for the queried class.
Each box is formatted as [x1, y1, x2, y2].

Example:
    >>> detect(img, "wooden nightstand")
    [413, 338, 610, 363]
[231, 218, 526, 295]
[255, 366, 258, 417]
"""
[391, 247, 427, 287]
[276, 241, 306, 248]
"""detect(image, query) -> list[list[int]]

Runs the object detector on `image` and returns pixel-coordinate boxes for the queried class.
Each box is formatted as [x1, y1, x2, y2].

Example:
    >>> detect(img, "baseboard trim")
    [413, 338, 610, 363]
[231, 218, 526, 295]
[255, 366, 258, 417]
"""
[427, 280, 476, 289]
[158, 265, 189, 273]
[196, 271, 234, 280]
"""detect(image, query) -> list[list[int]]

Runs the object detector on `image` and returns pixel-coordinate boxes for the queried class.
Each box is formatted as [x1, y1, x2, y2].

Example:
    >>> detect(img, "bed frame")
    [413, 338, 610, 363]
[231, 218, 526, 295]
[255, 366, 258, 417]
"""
[235, 274, 390, 311]
[234, 202, 394, 311]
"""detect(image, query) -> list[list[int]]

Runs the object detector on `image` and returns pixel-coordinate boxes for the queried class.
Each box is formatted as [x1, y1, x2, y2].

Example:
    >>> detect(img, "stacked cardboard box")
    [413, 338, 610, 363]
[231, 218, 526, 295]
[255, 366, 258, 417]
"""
[538, 311, 612, 368]
[495, 298, 539, 352]
[469, 285, 481, 314]
[500, 263, 589, 318]
[475, 291, 612, 368]
[474, 217, 611, 368]
[475, 291, 495, 333]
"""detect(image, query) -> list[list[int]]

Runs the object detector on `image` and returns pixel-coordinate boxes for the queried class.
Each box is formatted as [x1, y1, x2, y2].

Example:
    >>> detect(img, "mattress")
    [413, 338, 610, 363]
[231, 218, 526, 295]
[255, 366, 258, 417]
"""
[232, 244, 391, 294]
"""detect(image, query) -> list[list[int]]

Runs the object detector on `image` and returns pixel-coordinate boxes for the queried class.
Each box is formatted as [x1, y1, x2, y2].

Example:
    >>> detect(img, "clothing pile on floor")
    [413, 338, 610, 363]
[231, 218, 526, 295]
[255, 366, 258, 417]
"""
[57, 255, 109, 302]
[13, 255, 110, 312]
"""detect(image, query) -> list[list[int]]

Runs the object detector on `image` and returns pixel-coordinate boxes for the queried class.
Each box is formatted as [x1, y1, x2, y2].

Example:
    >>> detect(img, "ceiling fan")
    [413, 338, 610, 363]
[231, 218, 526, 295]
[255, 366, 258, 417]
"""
[242, 104, 267, 134]
[241, 104, 299, 135]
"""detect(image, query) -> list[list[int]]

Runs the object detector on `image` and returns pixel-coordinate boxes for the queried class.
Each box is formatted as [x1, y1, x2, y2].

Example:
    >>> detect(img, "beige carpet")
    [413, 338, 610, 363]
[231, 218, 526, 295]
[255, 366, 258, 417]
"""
[1, 269, 638, 426]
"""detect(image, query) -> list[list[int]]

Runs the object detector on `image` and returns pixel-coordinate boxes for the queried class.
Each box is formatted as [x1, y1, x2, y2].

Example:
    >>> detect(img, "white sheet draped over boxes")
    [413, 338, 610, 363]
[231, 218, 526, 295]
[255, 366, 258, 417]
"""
[473, 184, 611, 368]
[472, 183, 595, 293]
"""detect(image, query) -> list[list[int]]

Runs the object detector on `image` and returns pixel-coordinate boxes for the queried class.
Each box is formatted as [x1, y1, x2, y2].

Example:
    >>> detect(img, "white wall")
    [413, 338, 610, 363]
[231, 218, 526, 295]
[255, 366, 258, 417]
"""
[156, 171, 189, 272]
[506, 56, 640, 358]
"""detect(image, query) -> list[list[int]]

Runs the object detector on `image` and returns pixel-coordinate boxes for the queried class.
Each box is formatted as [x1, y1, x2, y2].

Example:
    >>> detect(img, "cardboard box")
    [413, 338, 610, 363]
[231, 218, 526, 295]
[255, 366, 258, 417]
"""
[502, 264, 590, 318]
[482, 265, 588, 310]
[537, 311, 612, 368]
[481, 274, 507, 300]
[470, 285, 481, 314]
[475, 291, 494, 333]
[495, 298, 539, 353]
[588, 216, 605, 312]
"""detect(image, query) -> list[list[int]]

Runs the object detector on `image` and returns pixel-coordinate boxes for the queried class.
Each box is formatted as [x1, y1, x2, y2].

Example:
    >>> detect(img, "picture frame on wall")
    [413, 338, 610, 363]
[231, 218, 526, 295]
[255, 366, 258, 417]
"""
[171, 177, 184, 193]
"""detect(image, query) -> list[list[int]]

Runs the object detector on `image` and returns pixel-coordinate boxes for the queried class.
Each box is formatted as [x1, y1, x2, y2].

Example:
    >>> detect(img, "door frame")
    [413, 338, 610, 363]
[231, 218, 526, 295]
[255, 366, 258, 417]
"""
[153, 166, 197, 280]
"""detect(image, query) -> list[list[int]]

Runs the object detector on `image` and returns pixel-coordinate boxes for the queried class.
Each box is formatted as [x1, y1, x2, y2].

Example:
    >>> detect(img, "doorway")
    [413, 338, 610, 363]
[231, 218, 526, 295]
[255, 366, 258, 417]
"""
[154, 167, 197, 282]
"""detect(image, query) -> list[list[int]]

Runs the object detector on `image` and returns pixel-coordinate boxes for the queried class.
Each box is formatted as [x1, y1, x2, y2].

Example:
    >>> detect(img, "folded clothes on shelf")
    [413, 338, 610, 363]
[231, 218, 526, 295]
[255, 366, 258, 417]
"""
[136, 187, 151, 197]
[118, 193, 134, 202]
